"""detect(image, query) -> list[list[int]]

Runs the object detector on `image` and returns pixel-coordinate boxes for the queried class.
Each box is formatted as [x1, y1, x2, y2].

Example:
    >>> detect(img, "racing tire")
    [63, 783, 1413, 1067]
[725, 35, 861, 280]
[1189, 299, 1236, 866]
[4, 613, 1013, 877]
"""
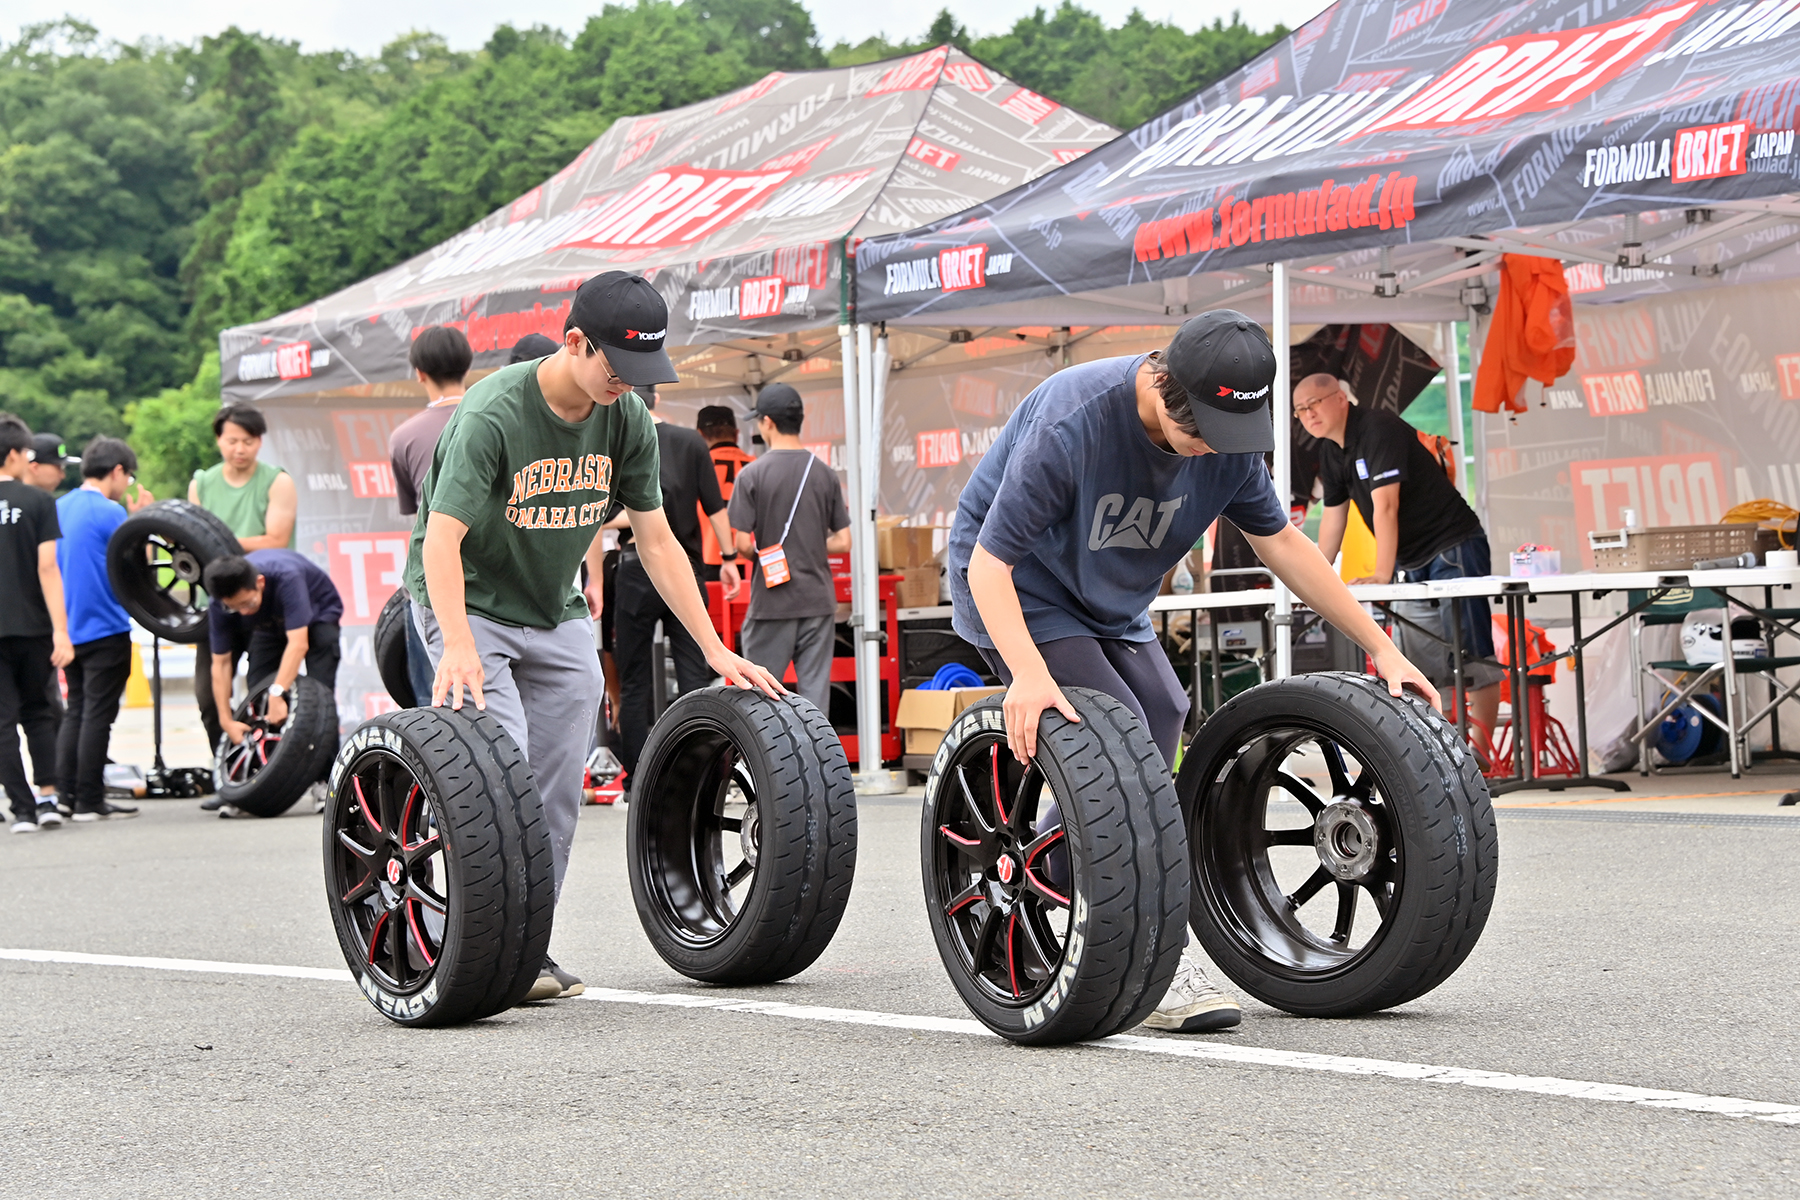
[214, 675, 339, 817]
[105, 500, 241, 643]
[922, 689, 1188, 1045]
[374, 589, 417, 709]
[1179, 672, 1497, 1018]
[324, 707, 554, 1026]
[627, 687, 856, 985]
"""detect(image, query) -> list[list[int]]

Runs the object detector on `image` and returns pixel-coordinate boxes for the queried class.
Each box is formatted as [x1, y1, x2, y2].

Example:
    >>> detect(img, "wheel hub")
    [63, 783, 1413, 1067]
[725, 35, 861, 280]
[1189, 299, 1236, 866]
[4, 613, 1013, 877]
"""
[1313, 800, 1381, 883]
[386, 858, 404, 886]
[995, 853, 1017, 885]
[738, 802, 760, 867]
[171, 548, 202, 583]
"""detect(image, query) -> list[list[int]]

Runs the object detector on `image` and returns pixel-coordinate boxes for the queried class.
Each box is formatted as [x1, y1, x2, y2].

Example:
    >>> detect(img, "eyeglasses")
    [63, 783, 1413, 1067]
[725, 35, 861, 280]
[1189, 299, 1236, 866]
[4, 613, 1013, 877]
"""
[1292, 397, 1332, 417]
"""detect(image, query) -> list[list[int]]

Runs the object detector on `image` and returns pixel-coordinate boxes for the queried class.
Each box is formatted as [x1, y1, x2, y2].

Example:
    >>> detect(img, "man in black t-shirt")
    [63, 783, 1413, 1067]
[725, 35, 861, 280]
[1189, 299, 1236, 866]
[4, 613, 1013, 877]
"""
[608, 388, 744, 780]
[0, 416, 78, 831]
[1299, 373, 1502, 731]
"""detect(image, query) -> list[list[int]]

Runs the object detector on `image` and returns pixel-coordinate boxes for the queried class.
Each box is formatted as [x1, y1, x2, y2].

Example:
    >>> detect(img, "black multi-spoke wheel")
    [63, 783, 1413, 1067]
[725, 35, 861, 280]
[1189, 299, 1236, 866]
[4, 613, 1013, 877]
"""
[1179, 672, 1497, 1017]
[628, 688, 856, 985]
[324, 707, 552, 1026]
[214, 675, 339, 817]
[105, 501, 240, 643]
[922, 689, 1187, 1044]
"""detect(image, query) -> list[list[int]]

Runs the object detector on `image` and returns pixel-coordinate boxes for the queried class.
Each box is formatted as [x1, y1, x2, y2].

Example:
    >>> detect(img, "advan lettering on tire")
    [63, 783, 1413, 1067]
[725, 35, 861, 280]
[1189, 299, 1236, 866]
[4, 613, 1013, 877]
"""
[921, 688, 1188, 1045]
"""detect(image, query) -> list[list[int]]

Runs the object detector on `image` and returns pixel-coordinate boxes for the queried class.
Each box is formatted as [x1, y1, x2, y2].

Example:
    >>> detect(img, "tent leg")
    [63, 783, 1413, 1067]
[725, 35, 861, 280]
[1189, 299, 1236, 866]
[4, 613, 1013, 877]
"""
[853, 322, 904, 794]
[1442, 319, 1466, 494]
[1272, 261, 1293, 680]
[1467, 305, 1491, 531]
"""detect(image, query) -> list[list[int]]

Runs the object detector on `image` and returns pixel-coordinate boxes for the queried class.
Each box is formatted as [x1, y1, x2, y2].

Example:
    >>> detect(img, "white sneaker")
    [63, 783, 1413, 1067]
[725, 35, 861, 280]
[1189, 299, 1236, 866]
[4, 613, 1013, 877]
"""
[1141, 953, 1242, 1032]
[11, 820, 39, 834]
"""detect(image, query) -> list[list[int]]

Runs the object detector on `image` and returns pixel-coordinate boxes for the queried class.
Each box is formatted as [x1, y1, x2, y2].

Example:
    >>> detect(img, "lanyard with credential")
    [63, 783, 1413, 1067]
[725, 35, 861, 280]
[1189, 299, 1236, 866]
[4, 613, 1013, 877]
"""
[756, 453, 815, 588]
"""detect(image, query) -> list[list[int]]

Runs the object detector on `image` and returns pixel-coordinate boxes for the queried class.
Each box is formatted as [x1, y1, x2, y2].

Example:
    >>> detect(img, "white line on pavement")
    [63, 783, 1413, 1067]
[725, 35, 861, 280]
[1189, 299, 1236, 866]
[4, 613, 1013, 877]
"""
[7, 948, 1799, 1127]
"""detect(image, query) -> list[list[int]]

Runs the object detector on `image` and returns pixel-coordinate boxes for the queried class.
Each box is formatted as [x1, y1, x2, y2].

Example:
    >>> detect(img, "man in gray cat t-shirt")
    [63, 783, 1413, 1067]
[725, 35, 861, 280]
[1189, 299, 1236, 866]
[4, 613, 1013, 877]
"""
[949, 308, 1438, 1036]
[728, 384, 850, 712]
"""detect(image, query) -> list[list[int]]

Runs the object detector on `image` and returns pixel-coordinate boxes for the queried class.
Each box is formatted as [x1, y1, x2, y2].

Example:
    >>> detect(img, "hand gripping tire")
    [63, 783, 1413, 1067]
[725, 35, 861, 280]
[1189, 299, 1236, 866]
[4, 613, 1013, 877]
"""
[1178, 672, 1498, 1017]
[105, 500, 241, 643]
[627, 688, 856, 985]
[922, 689, 1188, 1045]
[374, 589, 417, 708]
[324, 708, 553, 1026]
[214, 675, 340, 817]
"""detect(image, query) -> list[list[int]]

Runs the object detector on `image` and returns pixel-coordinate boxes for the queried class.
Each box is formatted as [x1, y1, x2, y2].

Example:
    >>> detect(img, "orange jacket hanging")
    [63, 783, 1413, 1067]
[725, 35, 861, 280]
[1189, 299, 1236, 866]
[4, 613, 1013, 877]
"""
[1473, 253, 1576, 413]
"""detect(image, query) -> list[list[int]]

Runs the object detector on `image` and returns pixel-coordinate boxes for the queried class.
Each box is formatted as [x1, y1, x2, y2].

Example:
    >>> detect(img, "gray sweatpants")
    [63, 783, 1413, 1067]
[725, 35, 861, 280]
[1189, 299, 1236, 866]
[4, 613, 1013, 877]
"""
[412, 603, 602, 900]
[739, 614, 836, 714]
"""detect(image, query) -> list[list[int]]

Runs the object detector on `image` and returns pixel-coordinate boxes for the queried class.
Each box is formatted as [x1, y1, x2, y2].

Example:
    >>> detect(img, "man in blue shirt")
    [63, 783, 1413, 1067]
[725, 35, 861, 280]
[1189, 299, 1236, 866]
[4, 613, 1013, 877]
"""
[54, 437, 153, 820]
[950, 309, 1437, 1035]
[199, 550, 344, 814]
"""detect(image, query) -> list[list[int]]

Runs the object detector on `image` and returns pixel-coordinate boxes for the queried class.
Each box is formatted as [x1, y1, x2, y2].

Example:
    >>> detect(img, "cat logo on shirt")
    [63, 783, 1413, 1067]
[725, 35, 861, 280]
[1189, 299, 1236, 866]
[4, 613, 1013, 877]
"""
[1088, 494, 1184, 551]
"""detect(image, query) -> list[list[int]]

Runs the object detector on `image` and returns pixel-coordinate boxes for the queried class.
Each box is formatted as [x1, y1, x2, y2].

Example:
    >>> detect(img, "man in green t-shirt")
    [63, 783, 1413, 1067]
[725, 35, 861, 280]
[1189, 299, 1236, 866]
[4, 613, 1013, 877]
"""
[405, 271, 781, 1003]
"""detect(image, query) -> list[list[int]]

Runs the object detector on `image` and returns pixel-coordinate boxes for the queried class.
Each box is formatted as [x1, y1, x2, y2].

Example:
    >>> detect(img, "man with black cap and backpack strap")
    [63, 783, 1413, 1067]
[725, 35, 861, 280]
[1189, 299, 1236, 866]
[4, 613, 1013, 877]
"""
[405, 271, 782, 1004]
[949, 308, 1438, 1035]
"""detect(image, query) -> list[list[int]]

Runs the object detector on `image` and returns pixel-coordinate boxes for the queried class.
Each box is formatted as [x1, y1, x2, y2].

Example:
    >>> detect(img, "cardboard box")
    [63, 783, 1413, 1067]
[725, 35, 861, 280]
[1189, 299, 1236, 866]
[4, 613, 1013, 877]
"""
[896, 565, 940, 608]
[879, 525, 939, 570]
[895, 685, 1007, 756]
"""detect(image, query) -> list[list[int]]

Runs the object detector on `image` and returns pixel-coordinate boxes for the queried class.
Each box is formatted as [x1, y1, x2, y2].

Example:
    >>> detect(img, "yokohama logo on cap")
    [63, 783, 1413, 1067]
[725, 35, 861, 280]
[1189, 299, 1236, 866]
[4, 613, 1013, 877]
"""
[625, 329, 666, 341]
[1218, 383, 1271, 401]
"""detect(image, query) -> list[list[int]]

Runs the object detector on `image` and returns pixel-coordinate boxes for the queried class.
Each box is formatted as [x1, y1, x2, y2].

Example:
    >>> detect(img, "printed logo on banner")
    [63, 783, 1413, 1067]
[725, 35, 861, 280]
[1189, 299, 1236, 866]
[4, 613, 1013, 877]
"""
[331, 410, 420, 500]
[999, 88, 1059, 124]
[943, 63, 992, 91]
[753, 171, 874, 221]
[762, 137, 833, 173]
[716, 72, 786, 114]
[1775, 353, 1800, 400]
[275, 342, 312, 380]
[1570, 453, 1727, 552]
[1581, 372, 1648, 417]
[1672, 121, 1750, 183]
[1388, 0, 1448, 41]
[328, 533, 411, 624]
[868, 47, 948, 95]
[613, 131, 659, 172]
[1566, 263, 1606, 294]
[1052, 149, 1090, 164]
[510, 188, 542, 222]
[1134, 174, 1418, 263]
[556, 168, 794, 251]
[916, 429, 963, 469]
[906, 138, 961, 171]
[938, 245, 989, 292]
[739, 276, 785, 319]
[1239, 58, 1280, 98]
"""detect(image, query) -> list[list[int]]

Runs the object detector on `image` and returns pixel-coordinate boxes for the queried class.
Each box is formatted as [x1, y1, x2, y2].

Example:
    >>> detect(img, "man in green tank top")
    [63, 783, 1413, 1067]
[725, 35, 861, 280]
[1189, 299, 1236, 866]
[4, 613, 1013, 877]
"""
[189, 403, 300, 781]
[188, 404, 296, 550]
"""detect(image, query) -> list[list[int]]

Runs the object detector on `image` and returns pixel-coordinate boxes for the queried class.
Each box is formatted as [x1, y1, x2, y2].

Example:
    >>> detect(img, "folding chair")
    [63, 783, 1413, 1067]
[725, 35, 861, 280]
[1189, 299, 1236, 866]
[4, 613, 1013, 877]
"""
[1628, 587, 1800, 777]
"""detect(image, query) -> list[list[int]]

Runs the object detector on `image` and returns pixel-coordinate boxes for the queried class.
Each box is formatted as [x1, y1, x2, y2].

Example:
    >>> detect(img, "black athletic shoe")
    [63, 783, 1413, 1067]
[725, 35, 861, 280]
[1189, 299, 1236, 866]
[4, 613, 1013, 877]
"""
[546, 957, 585, 998]
[72, 802, 139, 822]
[199, 795, 226, 811]
[36, 801, 63, 828]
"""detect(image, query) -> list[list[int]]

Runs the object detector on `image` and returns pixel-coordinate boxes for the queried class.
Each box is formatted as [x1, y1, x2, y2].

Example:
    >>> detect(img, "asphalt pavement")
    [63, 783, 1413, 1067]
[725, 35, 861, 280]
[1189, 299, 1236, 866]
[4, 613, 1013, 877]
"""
[4, 758, 1800, 1198]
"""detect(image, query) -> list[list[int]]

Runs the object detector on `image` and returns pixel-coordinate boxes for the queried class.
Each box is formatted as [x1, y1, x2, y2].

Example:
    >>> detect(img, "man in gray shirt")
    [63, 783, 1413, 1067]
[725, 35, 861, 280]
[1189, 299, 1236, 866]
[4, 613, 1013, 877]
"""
[727, 385, 849, 713]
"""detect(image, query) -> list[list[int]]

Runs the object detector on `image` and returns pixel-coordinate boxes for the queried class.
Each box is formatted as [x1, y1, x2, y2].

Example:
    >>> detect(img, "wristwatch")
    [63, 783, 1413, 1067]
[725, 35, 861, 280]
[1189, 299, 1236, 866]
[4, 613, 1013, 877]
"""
[268, 683, 286, 700]
[720, 552, 740, 563]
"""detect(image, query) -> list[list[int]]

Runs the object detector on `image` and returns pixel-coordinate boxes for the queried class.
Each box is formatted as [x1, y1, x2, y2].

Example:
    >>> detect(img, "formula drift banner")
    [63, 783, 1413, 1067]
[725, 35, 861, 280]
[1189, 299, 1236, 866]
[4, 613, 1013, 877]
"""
[222, 48, 1114, 404]
[859, 0, 1800, 320]
[1481, 276, 1800, 566]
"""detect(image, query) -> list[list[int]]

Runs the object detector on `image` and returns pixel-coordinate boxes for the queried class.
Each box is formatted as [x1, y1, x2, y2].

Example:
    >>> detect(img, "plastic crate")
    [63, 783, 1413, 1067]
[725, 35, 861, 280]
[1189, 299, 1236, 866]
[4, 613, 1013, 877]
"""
[1586, 523, 1757, 572]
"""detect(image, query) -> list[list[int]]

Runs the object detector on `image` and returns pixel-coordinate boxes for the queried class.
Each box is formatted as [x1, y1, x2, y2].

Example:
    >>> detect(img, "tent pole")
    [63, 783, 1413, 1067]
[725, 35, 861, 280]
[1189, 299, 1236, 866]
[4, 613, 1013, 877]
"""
[1442, 320, 1466, 492]
[1272, 261, 1293, 681]
[853, 323, 903, 794]
[839, 322, 869, 768]
[1466, 305, 1491, 530]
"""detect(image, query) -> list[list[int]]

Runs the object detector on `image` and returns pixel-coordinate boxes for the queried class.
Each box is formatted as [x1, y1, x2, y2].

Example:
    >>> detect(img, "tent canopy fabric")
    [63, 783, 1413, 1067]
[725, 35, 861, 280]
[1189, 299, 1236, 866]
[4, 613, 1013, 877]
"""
[219, 46, 1115, 405]
[855, 0, 1800, 328]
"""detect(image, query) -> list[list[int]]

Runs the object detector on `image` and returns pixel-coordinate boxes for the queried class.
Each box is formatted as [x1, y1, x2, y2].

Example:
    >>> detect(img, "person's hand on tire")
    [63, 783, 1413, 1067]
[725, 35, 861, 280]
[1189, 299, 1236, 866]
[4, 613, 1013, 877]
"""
[266, 692, 288, 727]
[222, 717, 251, 745]
[1373, 646, 1441, 712]
[433, 638, 485, 710]
[50, 632, 73, 669]
[706, 645, 784, 698]
[1003, 667, 1080, 764]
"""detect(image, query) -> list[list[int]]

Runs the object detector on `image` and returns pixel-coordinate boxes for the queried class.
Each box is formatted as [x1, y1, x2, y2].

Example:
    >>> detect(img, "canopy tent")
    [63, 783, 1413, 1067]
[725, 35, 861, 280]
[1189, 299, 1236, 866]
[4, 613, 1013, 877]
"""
[855, 0, 1800, 332]
[843, 0, 1800, 684]
[217, 45, 1115, 405]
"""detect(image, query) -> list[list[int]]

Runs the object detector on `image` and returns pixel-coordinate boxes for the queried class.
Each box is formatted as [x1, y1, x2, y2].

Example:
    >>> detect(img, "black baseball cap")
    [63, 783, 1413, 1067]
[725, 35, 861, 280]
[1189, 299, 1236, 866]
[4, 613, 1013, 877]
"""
[1162, 309, 1277, 454]
[696, 404, 739, 430]
[508, 332, 559, 364]
[566, 271, 678, 387]
[745, 383, 805, 425]
[30, 433, 68, 465]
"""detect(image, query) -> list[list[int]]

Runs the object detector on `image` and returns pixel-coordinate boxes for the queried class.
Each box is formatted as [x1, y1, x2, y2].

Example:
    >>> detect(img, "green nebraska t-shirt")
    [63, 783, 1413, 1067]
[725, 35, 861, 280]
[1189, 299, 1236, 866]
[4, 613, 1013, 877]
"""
[404, 358, 662, 629]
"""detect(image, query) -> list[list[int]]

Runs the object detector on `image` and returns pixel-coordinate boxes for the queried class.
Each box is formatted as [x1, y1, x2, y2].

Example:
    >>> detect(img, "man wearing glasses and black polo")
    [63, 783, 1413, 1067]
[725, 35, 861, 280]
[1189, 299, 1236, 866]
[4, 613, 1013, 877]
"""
[404, 271, 781, 1003]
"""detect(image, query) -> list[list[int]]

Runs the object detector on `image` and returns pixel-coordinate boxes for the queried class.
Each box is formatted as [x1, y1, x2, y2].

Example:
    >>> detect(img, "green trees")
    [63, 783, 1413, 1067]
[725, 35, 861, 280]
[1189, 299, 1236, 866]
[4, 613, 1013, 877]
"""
[0, 2, 1283, 449]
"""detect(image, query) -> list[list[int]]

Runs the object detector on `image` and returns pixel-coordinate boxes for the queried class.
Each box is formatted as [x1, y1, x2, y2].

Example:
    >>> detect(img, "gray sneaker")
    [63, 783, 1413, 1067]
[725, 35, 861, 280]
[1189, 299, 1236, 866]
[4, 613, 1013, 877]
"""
[1141, 954, 1242, 1033]
[71, 802, 139, 822]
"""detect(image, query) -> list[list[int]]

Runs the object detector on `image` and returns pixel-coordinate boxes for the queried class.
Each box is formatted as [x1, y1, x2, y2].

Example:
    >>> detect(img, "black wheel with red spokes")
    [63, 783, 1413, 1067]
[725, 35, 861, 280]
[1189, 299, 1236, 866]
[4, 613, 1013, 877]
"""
[628, 687, 857, 985]
[1178, 673, 1497, 1017]
[214, 675, 339, 817]
[324, 708, 552, 1026]
[922, 689, 1188, 1045]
